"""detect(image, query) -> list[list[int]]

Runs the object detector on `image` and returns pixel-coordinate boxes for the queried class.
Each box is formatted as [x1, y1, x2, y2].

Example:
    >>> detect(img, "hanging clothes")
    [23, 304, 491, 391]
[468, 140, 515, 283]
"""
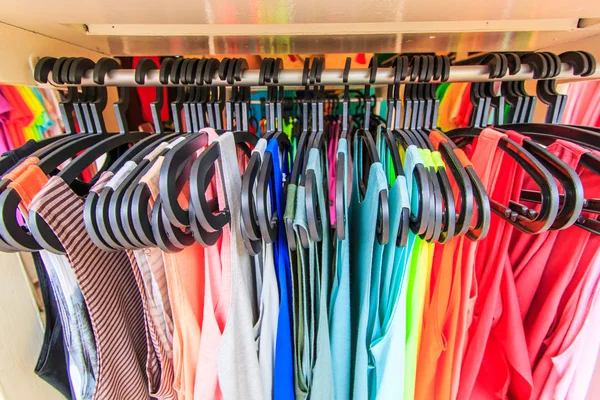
[457, 129, 533, 400]
[216, 131, 264, 400]
[367, 130, 412, 399]
[6, 159, 98, 400]
[29, 172, 149, 400]
[137, 149, 206, 400]
[251, 139, 279, 400]
[290, 180, 311, 400]
[402, 146, 430, 400]
[305, 147, 334, 400]
[267, 138, 296, 400]
[31, 251, 73, 400]
[350, 138, 388, 400]
[5, 52, 600, 400]
[329, 137, 351, 400]
[562, 81, 600, 127]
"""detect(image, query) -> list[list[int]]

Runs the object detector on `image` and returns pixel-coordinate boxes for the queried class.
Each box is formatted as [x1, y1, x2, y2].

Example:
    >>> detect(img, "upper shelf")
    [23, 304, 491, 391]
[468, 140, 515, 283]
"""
[2, 0, 600, 56]
[1, 0, 600, 84]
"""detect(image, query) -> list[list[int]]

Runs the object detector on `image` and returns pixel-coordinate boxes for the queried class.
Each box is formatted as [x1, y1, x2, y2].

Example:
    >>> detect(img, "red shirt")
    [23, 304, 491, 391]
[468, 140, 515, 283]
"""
[458, 129, 533, 400]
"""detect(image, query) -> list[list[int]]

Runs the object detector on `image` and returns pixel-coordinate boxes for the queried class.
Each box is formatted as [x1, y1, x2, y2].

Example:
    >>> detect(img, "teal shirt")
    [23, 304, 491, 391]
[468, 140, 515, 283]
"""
[367, 132, 417, 399]
[329, 139, 352, 400]
[292, 184, 312, 400]
[305, 148, 334, 400]
[350, 137, 389, 400]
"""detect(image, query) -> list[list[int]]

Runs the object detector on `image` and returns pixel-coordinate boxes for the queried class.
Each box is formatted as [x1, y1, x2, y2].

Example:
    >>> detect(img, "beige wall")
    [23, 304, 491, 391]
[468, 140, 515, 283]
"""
[0, 252, 64, 400]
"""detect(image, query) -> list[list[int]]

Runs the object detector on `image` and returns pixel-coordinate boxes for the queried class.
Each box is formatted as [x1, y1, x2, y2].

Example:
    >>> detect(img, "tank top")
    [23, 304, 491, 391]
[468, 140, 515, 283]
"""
[266, 138, 296, 400]
[368, 132, 413, 399]
[329, 138, 351, 400]
[349, 137, 389, 400]
[216, 132, 264, 400]
[402, 145, 428, 400]
[305, 147, 334, 399]
[292, 183, 311, 400]
[29, 172, 149, 400]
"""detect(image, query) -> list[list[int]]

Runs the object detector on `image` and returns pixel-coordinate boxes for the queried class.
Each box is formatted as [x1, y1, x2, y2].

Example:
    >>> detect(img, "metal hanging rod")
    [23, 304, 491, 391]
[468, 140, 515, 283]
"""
[46, 63, 600, 88]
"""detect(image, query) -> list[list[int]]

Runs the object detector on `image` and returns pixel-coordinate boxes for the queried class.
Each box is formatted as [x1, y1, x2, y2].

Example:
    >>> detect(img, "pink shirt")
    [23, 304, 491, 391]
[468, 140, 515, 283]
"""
[192, 128, 229, 400]
[562, 81, 600, 126]
[528, 148, 600, 399]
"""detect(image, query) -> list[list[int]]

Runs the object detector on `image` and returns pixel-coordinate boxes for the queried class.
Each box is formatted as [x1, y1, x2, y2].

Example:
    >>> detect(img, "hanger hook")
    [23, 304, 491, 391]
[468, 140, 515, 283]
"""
[34, 57, 58, 84]
[363, 56, 378, 130]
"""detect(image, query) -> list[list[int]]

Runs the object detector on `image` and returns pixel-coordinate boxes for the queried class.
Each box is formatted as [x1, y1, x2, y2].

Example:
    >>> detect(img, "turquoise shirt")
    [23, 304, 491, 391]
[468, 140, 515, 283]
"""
[350, 137, 389, 400]
[305, 148, 334, 400]
[367, 132, 416, 399]
[328, 139, 351, 400]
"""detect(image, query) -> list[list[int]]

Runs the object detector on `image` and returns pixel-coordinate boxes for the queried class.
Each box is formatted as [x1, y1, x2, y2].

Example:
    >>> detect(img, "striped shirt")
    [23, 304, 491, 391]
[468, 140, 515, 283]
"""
[30, 175, 150, 400]
[89, 171, 176, 400]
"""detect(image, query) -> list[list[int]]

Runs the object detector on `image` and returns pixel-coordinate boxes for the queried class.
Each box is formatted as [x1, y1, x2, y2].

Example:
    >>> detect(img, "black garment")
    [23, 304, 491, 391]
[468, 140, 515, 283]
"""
[0, 139, 41, 174]
[32, 252, 73, 399]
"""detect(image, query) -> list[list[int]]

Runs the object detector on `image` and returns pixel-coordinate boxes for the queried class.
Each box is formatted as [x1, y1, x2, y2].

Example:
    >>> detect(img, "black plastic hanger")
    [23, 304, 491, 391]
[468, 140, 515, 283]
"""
[0, 57, 119, 252]
[169, 57, 187, 132]
[68, 58, 96, 134]
[412, 56, 458, 243]
[157, 130, 205, 229]
[307, 57, 326, 150]
[352, 126, 390, 245]
[284, 58, 313, 251]
[109, 58, 179, 249]
[151, 195, 196, 252]
[85, 133, 174, 251]
[109, 135, 179, 250]
[448, 72, 563, 239]
[188, 132, 259, 246]
[402, 73, 440, 242]
[27, 130, 151, 254]
[255, 58, 292, 244]
[224, 58, 240, 131]
[492, 53, 586, 231]
[83, 58, 167, 250]
[233, 59, 250, 131]
[304, 57, 335, 242]
[181, 58, 198, 133]
[410, 55, 453, 243]
[335, 57, 352, 240]
[381, 55, 411, 246]
[203, 58, 220, 128]
[392, 57, 433, 237]
[295, 57, 320, 247]
[448, 128, 560, 234]
[419, 54, 473, 239]
[240, 57, 274, 248]
[194, 58, 209, 130]
[515, 139, 584, 230]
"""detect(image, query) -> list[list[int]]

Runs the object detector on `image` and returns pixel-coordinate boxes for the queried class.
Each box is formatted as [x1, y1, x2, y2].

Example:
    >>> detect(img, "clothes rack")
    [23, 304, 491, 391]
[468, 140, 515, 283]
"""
[41, 63, 600, 88]
[1, 48, 600, 400]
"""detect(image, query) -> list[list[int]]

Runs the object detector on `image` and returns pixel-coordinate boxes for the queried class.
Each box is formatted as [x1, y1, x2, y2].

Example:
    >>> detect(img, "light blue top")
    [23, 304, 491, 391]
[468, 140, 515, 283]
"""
[328, 139, 351, 400]
[366, 132, 417, 399]
[350, 137, 389, 400]
[305, 148, 334, 400]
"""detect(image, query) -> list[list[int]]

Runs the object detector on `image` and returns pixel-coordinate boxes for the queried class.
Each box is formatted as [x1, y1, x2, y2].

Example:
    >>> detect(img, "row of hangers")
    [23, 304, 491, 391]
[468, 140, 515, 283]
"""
[448, 51, 600, 235]
[0, 51, 597, 257]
